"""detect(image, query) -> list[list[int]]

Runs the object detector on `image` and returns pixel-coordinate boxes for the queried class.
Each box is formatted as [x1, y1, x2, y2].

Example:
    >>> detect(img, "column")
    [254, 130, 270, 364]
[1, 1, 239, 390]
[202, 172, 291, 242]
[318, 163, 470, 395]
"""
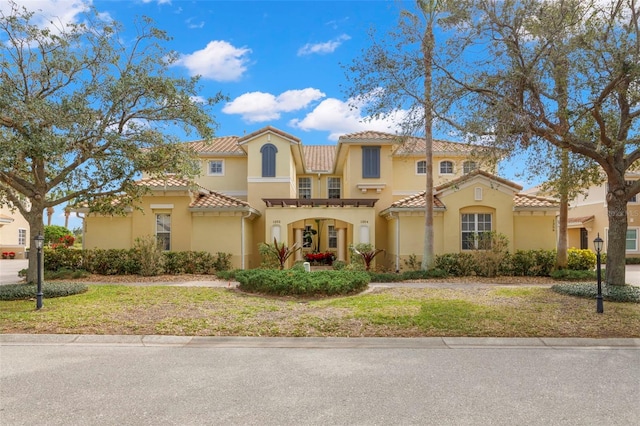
[295, 228, 303, 261]
[337, 228, 346, 261]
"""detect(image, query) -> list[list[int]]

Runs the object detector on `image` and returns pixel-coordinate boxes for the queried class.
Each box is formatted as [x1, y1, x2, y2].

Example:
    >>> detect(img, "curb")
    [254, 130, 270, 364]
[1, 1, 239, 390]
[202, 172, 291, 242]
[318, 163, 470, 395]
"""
[1, 334, 639, 349]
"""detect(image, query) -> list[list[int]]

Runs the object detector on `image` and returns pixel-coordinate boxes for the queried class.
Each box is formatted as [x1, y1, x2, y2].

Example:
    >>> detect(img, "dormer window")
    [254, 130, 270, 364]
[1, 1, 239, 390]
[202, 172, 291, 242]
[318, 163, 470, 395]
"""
[260, 143, 277, 177]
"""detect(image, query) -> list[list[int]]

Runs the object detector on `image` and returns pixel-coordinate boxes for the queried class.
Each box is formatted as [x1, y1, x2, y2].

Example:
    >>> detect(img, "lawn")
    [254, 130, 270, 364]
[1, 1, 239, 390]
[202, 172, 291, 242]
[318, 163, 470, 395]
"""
[1, 285, 638, 337]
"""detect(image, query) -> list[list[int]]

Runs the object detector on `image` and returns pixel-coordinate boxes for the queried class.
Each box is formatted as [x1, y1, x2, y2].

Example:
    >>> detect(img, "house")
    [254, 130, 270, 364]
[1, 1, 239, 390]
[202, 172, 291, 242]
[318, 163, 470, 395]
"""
[567, 173, 640, 255]
[0, 204, 29, 259]
[77, 126, 560, 270]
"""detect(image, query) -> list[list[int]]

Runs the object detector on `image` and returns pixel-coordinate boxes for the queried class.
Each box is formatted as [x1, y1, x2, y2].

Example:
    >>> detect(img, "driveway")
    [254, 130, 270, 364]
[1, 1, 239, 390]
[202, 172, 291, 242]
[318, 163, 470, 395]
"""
[0, 259, 27, 285]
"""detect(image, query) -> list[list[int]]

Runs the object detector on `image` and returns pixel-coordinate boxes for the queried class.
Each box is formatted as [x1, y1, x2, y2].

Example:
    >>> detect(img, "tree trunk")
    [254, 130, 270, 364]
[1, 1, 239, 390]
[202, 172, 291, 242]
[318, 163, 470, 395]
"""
[556, 150, 569, 269]
[26, 208, 45, 284]
[605, 192, 627, 286]
[421, 18, 435, 271]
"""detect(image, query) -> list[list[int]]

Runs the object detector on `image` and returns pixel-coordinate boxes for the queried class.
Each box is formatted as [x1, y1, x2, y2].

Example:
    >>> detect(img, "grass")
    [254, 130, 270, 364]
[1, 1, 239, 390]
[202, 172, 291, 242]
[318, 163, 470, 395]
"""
[1, 285, 639, 337]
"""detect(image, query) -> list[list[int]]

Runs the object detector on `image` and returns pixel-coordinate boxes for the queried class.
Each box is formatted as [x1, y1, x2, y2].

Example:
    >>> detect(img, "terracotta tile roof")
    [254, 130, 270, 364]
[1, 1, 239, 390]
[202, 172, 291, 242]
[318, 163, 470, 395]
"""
[435, 170, 523, 192]
[339, 131, 480, 155]
[185, 136, 244, 155]
[303, 145, 337, 172]
[238, 126, 301, 144]
[514, 193, 559, 209]
[568, 215, 595, 225]
[135, 176, 193, 189]
[189, 190, 252, 209]
[388, 191, 446, 209]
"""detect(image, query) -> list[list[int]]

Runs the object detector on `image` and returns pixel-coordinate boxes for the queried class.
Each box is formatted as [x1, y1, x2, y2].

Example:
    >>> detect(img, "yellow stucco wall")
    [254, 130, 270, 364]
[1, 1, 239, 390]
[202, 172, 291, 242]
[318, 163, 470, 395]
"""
[198, 156, 248, 198]
[84, 215, 132, 249]
[513, 213, 557, 250]
[191, 214, 247, 269]
[0, 204, 30, 258]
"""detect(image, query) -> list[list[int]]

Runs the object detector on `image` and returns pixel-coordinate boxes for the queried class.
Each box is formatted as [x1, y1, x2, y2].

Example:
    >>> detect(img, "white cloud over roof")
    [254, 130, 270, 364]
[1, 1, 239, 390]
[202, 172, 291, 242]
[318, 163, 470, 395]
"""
[176, 40, 251, 82]
[223, 88, 326, 122]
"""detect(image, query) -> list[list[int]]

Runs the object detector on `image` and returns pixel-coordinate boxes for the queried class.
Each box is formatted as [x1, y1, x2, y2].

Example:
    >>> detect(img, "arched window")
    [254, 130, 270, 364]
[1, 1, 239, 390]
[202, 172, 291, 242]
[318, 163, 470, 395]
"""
[260, 143, 277, 177]
[439, 160, 454, 174]
[463, 161, 477, 174]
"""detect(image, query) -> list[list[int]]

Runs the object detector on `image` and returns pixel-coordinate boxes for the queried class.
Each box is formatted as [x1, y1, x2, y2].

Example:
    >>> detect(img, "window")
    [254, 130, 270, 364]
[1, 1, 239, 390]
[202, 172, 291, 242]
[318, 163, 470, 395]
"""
[463, 161, 477, 175]
[328, 177, 341, 199]
[626, 229, 637, 251]
[299, 177, 311, 199]
[156, 214, 171, 251]
[416, 160, 427, 175]
[208, 160, 224, 176]
[328, 225, 337, 249]
[461, 213, 492, 250]
[18, 229, 26, 246]
[260, 143, 277, 177]
[440, 160, 454, 174]
[362, 146, 381, 178]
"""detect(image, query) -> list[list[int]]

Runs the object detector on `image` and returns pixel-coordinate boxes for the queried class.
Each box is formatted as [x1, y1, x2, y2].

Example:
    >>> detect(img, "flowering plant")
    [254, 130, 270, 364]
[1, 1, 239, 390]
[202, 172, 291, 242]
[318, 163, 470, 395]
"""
[304, 252, 335, 265]
[2, 252, 16, 259]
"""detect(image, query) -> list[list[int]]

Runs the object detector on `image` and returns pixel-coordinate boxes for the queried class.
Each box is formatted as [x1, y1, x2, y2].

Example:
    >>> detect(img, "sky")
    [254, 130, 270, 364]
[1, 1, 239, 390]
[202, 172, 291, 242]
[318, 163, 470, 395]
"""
[6, 0, 529, 229]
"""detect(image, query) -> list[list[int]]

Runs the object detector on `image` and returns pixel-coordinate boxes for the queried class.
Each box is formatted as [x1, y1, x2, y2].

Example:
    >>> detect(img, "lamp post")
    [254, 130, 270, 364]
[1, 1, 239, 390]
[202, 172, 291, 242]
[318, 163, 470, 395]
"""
[594, 233, 604, 314]
[35, 234, 44, 310]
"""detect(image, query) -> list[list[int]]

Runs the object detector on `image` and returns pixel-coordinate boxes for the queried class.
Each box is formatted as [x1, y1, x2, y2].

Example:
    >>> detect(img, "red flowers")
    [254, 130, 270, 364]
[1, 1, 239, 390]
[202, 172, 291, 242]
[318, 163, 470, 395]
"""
[304, 252, 335, 264]
[2, 252, 16, 259]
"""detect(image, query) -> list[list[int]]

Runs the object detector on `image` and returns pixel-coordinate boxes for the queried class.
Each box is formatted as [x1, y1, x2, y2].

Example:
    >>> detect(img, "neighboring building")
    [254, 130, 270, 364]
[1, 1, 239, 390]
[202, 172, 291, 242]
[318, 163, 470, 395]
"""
[77, 126, 560, 270]
[0, 204, 29, 259]
[568, 173, 640, 255]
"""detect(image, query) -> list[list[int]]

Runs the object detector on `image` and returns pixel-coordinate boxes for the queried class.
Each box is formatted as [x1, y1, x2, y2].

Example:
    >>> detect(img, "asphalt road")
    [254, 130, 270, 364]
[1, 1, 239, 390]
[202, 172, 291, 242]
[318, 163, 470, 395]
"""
[1, 336, 639, 426]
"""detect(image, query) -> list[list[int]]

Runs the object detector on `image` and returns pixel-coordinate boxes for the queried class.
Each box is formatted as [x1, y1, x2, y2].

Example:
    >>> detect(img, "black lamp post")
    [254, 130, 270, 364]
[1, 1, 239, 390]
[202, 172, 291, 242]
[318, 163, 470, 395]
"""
[594, 233, 604, 314]
[35, 233, 44, 310]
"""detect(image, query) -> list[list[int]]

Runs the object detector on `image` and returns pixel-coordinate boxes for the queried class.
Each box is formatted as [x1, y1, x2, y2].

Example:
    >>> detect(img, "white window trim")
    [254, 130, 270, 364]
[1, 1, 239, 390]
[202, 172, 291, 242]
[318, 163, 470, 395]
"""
[208, 159, 225, 176]
[298, 177, 312, 199]
[439, 160, 454, 175]
[626, 227, 639, 252]
[416, 160, 427, 175]
[18, 228, 27, 246]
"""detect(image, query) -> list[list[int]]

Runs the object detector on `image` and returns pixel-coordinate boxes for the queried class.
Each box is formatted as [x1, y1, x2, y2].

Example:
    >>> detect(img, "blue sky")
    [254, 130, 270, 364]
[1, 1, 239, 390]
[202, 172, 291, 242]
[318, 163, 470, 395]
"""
[7, 0, 527, 229]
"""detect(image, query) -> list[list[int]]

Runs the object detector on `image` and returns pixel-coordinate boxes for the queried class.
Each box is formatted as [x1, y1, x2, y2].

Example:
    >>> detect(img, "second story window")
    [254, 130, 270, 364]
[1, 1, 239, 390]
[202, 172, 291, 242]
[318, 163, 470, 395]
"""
[208, 160, 224, 176]
[440, 160, 454, 175]
[260, 143, 277, 177]
[18, 228, 26, 246]
[416, 160, 427, 175]
[362, 146, 381, 178]
[328, 177, 341, 199]
[298, 177, 311, 199]
[463, 161, 477, 175]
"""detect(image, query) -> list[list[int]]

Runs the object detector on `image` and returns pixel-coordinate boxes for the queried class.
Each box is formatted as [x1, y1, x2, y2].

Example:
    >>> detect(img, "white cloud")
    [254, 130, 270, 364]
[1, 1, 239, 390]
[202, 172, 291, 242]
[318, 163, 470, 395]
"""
[289, 97, 405, 141]
[297, 34, 351, 56]
[0, 0, 92, 32]
[223, 89, 326, 123]
[141, 0, 172, 5]
[185, 17, 204, 29]
[176, 41, 251, 82]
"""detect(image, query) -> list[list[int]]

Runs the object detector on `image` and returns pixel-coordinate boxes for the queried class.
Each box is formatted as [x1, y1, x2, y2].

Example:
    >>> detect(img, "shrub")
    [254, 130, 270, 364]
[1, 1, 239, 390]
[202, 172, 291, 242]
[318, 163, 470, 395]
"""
[213, 252, 233, 272]
[403, 254, 421, 271]
[511, 249, 556, 276]
[44, 247, 84, 272]
[401, 269, 448, 280]
[368, 271, 404, 282]
[349, 243, 384, 271]
[83, 249, 139, 275]
[471, 232, 510, 277]
[332, 260, 346, 270]
[551, 283, 640, 303]
[258, 242, 280, 269]
[0, 282, 88, 301]
[551, 269, 596, 281]
[235, 269, 370, 297]
[567, 248, 596, 270]
[45, 268, 90, 280]
[44, 225, 73, 245]
[434, 253, 476, 276]
[625, 257, 640, 264]
[134, 235, 164, 276]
